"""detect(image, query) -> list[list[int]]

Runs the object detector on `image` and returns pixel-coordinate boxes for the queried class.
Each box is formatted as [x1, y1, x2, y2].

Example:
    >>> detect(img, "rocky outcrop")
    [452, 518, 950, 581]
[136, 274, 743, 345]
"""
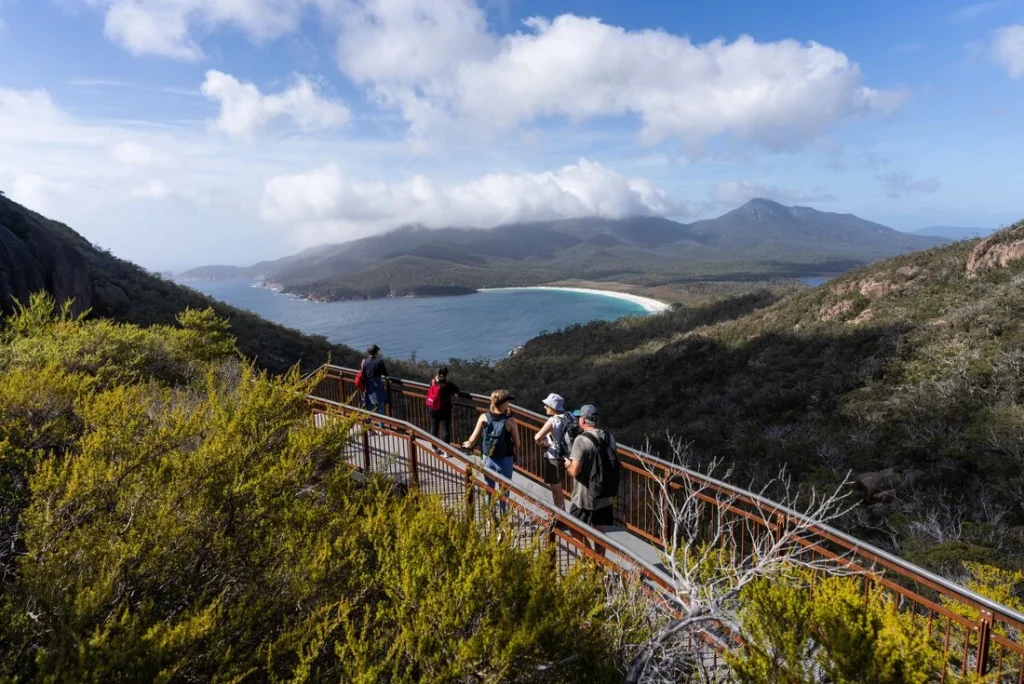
[0, 196, 93, 316]
[965, 233, 1024, 278]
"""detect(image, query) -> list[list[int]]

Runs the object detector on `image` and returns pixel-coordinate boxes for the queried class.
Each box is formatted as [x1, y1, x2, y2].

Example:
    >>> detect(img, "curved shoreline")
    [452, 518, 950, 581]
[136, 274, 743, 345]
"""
[479, 286, 670, 313]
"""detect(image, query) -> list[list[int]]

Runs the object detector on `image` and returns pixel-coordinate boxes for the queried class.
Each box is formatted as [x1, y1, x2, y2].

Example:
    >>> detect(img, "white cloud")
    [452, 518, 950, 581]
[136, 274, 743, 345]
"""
[992, 24, 1024, 78]
[200, 70, 351, 138]
[82, 1, 903, 151]
[10, 174, 70, 214]
[129, 179, 172, 199]
[336, 4, 906, 150]
[260, 159, 691, 245]
[87, 0, 323, 60]
[877, 171, 941, 198]
[710, 182, 836, 206]
[111, 140, 160, 165]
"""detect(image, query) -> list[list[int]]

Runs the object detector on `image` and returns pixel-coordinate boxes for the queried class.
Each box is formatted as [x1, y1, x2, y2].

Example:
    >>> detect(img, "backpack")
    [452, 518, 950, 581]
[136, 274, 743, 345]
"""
[425, 381, 443, 410]
[354, 361, 367, 392]
[576, 432, 620, 499]
[557, 412, 584, 459]
[482, 414, 514, 460]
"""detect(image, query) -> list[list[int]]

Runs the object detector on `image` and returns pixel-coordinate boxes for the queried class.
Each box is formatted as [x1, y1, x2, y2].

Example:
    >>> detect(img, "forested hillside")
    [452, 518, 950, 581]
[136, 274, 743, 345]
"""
[0, 195, 360, 373]
[430, 221, 1024, 575]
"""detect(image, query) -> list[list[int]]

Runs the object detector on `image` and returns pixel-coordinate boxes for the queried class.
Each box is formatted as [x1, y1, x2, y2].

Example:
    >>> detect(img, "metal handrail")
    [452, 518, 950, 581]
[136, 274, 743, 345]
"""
[312, 364, 1024, 678]
[323, 365, 1024, 624]
[308, 395, 678, 592]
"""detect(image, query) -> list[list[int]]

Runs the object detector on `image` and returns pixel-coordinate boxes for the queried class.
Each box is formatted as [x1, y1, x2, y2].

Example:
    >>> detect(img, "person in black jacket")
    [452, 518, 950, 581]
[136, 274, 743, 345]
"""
[360, 344, 390, 415]
[427, 366, 470, 444]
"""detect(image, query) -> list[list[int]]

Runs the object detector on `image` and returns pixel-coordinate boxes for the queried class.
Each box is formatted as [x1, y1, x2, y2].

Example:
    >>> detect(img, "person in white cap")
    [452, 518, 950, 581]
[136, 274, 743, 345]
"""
[533, 392, 576, 510]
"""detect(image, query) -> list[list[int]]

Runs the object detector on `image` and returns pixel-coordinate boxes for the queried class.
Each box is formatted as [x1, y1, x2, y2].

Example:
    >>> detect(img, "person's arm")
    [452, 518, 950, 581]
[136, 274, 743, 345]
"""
[449, 382, 471, 399]
[566, 434, 585, 478]
[534, 417, 554, 445]
[461, 414, 487, 449]
[507, 417, 521, 455]
[379, 360, 389, 379]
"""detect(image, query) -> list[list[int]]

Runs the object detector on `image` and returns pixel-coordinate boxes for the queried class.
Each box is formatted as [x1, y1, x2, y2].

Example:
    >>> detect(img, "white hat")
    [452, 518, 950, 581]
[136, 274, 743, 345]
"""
[542, 393, 565, 412]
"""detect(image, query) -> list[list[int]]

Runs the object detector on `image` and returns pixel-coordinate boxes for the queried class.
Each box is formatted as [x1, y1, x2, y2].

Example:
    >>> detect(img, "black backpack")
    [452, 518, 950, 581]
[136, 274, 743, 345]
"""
[558, 412, 584, 459]
[577, 432, 620, 499]
[482, 414, 514, 460]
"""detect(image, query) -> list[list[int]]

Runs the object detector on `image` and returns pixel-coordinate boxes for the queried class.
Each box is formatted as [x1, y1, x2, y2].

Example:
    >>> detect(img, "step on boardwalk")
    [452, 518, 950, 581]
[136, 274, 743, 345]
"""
[308, 365, 1024, 681]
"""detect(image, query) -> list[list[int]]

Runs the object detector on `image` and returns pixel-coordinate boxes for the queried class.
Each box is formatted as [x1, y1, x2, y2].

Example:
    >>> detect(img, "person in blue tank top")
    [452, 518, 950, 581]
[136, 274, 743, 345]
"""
[462, 389, 520, 514]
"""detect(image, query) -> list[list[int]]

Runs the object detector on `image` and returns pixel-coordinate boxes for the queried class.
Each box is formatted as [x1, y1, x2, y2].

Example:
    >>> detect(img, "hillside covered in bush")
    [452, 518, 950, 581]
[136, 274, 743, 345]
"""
[433, 220, 1024, 576]
[0, 195, 360, 374]
[1, 295, 996, 683]
[0, 295, 633, 682]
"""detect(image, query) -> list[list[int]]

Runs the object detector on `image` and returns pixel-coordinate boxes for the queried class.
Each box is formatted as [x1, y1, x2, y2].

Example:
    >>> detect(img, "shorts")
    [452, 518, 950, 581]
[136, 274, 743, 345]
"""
[569, 504, 614, 528]
[542, 456, 565, 485]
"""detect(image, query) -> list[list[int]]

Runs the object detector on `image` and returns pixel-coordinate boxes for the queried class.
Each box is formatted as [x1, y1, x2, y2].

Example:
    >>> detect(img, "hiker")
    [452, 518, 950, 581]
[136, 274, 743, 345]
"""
[425, 365, 470, 445]
[462, 389, 520, 513]
[358, 344, 390, 416]
[566, 404, 620, 557]
[533, 392, 576, 510]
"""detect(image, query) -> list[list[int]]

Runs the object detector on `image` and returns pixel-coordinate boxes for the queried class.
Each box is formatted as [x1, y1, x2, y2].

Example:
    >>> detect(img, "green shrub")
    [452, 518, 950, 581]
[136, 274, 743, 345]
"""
[0, 295, 617, 682]
[728, 572, 943, 684]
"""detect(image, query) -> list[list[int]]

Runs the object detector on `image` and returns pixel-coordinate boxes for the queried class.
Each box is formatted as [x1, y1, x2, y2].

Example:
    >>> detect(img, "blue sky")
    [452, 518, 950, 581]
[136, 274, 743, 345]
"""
[0, 0, 1022, 271]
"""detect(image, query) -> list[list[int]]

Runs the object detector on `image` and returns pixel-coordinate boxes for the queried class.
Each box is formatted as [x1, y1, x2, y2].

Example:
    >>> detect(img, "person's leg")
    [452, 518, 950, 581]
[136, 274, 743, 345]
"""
[591, 506, 614, 558]
[482, 456, 500, 511]
[429, 413, 441, 439]
[542, 458, 566, 510]
[482, 456, 514, 515]
[438, 416, 451, 444]
[550, 484, 565, 510]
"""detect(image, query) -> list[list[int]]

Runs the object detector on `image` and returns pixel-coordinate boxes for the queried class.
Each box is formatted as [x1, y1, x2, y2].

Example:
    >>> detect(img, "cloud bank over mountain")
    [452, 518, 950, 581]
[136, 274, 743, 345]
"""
[260, 159, 691, 245]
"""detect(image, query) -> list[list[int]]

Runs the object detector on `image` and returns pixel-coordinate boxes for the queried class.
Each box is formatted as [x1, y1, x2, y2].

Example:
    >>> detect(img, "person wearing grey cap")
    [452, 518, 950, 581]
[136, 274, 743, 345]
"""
[566, 404, 620, 557]
[533, 392, 574, 510]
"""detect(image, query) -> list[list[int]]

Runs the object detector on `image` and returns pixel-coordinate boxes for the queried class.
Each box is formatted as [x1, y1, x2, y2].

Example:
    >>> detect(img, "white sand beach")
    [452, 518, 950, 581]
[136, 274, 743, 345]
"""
[480, 286, 670, 313]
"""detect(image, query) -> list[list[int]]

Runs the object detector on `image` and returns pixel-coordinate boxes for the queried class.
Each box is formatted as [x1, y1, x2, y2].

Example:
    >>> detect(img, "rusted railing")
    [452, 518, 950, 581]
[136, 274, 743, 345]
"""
[310, 365, 1024, 680]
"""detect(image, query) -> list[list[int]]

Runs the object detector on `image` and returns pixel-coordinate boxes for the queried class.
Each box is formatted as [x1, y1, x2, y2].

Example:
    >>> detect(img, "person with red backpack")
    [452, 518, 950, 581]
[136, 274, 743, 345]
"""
[425, 366, 470, 445]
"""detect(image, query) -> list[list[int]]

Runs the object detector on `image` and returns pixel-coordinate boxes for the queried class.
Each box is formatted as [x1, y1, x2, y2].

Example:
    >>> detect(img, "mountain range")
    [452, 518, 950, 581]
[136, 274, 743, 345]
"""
[180, 199, 947, 302]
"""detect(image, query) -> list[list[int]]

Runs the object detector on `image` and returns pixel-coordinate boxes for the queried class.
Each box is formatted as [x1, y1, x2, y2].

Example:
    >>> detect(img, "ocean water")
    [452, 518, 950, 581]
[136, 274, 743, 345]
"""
[799, 276, 832, 286]
[184, 279, 648, 362]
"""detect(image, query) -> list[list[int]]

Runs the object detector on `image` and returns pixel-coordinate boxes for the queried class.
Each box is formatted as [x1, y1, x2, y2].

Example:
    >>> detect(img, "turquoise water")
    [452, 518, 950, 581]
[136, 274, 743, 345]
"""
[184, 280, 647, 362]
[799, 277, 832, 286]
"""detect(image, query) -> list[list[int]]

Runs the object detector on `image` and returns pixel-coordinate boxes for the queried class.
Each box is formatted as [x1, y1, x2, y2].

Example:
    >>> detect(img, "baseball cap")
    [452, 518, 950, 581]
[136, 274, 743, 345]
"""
[573, 404, 599, 422]
[542, 393, 565, 412]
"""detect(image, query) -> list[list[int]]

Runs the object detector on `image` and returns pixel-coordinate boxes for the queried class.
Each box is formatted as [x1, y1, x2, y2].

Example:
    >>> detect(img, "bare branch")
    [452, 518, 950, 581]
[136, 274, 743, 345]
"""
[625, 440, 860, 683]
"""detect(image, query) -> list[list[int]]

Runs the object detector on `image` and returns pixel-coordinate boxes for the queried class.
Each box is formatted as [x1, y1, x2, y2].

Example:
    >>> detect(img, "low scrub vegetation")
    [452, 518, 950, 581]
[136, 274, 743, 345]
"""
[418, 221, 1024, 578]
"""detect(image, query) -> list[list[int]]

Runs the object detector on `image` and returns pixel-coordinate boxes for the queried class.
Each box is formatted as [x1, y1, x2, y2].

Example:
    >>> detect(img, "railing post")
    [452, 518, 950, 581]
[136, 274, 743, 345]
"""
[660, 472, 672, 545]
[408, 432, 419, 490]
[975, 609, 993, 676]
[465, 468, 475, 518]
[545, 519, 559, 571]
[362, 427, 372, 473]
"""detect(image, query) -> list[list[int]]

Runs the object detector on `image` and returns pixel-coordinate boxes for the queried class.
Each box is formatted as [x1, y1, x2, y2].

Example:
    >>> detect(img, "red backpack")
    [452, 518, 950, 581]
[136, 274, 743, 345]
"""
[354, 361, 367, 392]
[425, 381, 443, 410]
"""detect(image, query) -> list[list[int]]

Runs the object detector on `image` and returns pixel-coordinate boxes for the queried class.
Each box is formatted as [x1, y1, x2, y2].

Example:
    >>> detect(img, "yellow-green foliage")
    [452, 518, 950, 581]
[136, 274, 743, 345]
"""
[0, 295, 616, 682]
[946, 561, 1024, 622]
[727, 572, 942, 684]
